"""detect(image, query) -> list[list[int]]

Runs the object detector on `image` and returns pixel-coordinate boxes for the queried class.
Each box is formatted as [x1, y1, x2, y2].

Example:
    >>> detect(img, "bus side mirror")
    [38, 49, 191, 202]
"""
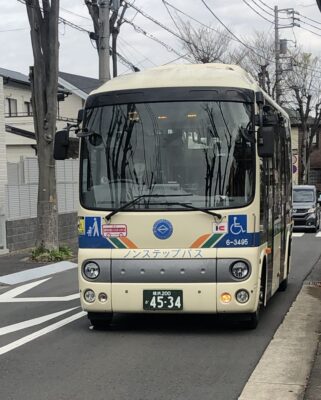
[77, 109, 84, 124]
[54, 130, 70, 160]
[258, 126, 274, 158]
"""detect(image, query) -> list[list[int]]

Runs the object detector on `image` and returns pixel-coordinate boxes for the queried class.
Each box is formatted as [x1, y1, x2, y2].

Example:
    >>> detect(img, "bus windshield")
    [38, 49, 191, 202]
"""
[80, 100, 255, 210]
[293, 188, 315, 203]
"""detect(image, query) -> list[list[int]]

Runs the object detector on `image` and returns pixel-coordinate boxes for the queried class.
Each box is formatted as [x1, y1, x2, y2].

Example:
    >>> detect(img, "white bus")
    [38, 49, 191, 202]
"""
[55, 63, 293, 329]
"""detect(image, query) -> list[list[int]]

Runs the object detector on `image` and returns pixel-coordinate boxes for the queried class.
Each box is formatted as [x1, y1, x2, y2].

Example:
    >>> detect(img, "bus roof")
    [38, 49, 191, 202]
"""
[90, 63, 288, 119]
[92, 63, 257, 94]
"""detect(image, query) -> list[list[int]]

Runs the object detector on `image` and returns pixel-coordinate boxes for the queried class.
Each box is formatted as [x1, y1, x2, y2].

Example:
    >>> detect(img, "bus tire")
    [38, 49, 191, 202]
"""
[279, 251, 290, 292]
[278, 277, 288, 292]
[88, 312, 113, 330]
[243, 309, 259, 330]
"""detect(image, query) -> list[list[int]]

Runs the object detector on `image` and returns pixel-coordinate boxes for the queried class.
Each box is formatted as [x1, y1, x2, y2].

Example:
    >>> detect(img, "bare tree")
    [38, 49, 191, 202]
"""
[179, 22, 232, 64]
[25, 0, 60, 250]
[85, 0, 128, 78]
[284, 50, 321, 183]
[232, 31, 276, 98]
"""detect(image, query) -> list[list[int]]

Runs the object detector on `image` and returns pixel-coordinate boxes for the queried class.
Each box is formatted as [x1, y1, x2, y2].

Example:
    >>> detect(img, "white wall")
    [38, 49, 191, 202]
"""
[0, 78, 8, 207]
[59, 92, 84, 121]
[0, 77, 8, 252]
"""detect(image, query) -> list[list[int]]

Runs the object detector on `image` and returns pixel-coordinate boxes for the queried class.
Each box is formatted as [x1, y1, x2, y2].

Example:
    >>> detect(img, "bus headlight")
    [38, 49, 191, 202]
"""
[308, 208, 316, 213]
[230, 261, 250, 279]
[84, 262, 100, 279]
[84, 289, 96, 303]
[235, 289, 250, 304]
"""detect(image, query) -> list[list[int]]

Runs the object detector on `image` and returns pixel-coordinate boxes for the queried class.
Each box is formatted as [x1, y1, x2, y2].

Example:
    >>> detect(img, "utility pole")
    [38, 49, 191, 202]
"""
[274, 6, 281, 104]
[98, 0, 110, 84]
[274, 7, 300, 105]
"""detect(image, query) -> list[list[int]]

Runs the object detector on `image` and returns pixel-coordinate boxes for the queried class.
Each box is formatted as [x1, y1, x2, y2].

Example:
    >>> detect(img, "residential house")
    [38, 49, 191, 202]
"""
[0, 67, 100, 251]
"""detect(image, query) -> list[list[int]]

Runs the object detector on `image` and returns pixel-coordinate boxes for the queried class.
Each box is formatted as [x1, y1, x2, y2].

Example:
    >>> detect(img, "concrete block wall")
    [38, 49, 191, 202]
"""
[6, 212, 78, 251]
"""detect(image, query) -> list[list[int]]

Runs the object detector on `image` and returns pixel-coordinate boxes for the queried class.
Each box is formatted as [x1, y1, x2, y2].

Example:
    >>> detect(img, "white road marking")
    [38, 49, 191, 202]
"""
[0, 261, 77, 285]
[0, 307, 79, 336]
[0, 311, 86, 356]
[316, 232, 321, 237]
[0, 278, 51, 299]
[292, 233, 305, 237]
[0, 278, 79, 303]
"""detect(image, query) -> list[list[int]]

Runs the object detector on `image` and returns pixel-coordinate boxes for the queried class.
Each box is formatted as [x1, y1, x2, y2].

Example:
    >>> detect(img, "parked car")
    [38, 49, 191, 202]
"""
[292, 185, 321, 232]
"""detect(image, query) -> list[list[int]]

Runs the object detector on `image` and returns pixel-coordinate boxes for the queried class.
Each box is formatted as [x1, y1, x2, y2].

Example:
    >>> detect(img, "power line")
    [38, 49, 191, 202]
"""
[299, 18, 321, 32]
[201, 0, 273, 63]
[242, 0, 289, 26]
[162, 0, 235, 42]
[18, 0, 139, 73]
[249, 0, 274, 18]
[242, 0, 274, 24]
[123, 17, 191, 61]
[257, 0, 273, 11]
[298, 12, 321, 27]
[161, 0, 184, 36]
[299, 25, 321, 37]
[0, 28, 28, 32]
[124, 1, 190, 43]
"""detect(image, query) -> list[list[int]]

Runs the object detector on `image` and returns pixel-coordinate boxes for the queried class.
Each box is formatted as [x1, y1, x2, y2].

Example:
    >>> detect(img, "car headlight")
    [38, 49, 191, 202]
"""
[84, 262, 100, 279]
[230, 261, 250, 279]
[308, 208, 316, 213]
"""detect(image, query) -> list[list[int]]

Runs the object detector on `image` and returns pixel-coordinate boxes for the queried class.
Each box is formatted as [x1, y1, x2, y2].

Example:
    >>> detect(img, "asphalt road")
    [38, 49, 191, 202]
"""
[0, 233, 320, 400]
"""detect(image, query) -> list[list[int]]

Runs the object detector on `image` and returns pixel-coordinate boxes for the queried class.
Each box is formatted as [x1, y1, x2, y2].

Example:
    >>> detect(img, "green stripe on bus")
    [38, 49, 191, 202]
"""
[202, 234, 222, 248]
[110, 238, 127, 249]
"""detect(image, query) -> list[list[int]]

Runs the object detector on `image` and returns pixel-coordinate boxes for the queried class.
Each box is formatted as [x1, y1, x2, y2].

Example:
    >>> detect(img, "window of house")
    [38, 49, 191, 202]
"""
[5, 98, 18, 117]
[24, 101, 32, 116]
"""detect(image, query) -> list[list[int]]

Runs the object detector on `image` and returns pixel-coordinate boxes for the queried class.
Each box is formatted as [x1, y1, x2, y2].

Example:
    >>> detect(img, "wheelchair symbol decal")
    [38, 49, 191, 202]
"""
[229, 215, 247, 235]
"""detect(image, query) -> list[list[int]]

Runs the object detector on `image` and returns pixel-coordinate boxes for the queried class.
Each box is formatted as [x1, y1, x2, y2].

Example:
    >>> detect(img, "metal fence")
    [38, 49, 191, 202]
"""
[5, 157, 79, 221]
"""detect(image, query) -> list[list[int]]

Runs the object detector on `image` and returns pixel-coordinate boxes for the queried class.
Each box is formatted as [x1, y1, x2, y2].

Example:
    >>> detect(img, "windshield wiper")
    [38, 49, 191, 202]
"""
[106, 193, 193, 221]
[150, 202, 222, 219]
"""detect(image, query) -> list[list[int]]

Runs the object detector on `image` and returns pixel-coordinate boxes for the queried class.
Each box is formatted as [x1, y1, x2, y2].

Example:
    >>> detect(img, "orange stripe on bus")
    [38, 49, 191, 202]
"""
[121, 237, 138, 249]
[190, 234, 211, 248]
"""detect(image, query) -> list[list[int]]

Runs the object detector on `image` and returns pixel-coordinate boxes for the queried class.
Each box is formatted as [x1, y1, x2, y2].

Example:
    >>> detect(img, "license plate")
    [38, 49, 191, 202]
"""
[143, 290, 183, 310]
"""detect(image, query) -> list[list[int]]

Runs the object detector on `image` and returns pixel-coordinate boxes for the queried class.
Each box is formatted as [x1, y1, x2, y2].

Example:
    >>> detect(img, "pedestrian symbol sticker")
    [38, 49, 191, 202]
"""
[85, 217, 101, 237]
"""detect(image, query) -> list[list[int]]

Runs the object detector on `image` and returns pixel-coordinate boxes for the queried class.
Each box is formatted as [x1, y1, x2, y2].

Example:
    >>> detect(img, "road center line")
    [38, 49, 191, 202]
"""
[0, 311, 86, 356]
[0, 307, 79, 336]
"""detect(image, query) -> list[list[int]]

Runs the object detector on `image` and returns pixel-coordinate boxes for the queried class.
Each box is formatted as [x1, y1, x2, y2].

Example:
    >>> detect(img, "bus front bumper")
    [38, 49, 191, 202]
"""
[79, 258, 260, 314]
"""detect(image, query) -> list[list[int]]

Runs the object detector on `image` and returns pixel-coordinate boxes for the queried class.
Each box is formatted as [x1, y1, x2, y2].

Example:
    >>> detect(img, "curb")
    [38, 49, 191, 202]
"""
[239, 283, 321, 400]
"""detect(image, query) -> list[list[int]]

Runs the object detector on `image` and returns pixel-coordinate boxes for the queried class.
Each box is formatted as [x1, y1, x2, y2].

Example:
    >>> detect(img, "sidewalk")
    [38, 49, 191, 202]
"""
[240, 261, 321, 400]
[0, 239, 78, 277]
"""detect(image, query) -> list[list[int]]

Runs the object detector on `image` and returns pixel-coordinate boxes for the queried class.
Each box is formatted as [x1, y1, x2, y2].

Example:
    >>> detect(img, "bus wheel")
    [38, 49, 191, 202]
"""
[243, 308, 260, 330]
[243, 266, 265, 329]
[88, 312, 113, 330]
[278, 277, 288, 292]
[279, 253, 290, 292]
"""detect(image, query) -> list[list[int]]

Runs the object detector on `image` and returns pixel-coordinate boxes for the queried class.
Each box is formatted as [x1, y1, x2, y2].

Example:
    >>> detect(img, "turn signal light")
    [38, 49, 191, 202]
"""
[220, 292, 232, 303]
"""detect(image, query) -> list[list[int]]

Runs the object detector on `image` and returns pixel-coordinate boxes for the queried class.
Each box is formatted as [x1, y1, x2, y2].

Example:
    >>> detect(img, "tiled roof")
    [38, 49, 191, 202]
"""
[0, 67, 29, 85]
[0, 67, 100, 95]
[59, 71, 100, 94]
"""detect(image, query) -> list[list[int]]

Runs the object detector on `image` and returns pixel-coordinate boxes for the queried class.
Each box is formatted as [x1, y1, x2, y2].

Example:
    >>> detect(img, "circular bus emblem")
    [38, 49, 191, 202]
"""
[153, 219, 173, 240]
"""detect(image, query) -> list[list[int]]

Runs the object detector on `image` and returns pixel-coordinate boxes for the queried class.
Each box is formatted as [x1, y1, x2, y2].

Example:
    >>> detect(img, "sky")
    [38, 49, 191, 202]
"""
[0, 0, 320, 79]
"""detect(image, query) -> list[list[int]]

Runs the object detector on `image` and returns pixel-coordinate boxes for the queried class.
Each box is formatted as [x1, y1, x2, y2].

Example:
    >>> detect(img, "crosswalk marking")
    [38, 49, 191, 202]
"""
[293, 233, 305, 237]
[316, 232, 321, 237]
